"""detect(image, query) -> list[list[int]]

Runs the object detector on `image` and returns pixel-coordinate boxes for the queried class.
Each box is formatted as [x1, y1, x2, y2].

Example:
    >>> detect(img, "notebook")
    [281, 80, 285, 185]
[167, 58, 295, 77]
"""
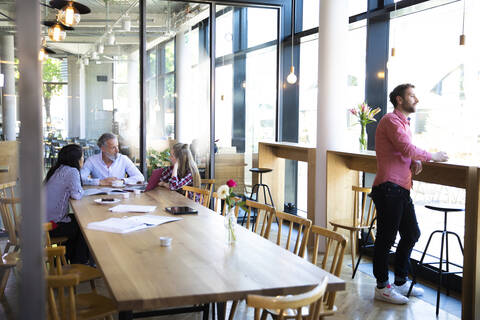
[86, 215, 182, 233]
[108, 205, 157, 213]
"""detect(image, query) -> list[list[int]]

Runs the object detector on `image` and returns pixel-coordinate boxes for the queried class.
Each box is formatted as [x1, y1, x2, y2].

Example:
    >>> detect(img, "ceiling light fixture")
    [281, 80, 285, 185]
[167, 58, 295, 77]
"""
[38, 48, 48, 62]
[97, 43, 104, 54]
[91, 51, 99, 60]
[48, 22, 67, 41]
[58, 1, 80, 27]
[286, 0, 297, 84]
[108, 32, 115, 45]
[460, 0, 466, 45]
[123, 16, 131, 32]
[83, 57, 89, 65]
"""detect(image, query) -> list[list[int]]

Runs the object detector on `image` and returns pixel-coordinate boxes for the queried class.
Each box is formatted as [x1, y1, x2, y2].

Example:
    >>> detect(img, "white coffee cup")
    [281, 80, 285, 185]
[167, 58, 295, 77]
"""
[134, 189, 141, 195]
[122, 192, 130, 199]
[112, 180, 124, 187]
[159, 237, 172, 247]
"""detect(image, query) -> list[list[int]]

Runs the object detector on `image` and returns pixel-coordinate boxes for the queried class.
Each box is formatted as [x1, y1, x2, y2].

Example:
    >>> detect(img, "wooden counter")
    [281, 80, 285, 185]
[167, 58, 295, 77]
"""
[258, 142, 316, 222]
[326, 150, 480, 320]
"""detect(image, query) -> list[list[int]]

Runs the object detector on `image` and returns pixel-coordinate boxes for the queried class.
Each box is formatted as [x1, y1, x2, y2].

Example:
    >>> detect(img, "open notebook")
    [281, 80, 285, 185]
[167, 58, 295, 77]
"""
[86, 215, 182, 234]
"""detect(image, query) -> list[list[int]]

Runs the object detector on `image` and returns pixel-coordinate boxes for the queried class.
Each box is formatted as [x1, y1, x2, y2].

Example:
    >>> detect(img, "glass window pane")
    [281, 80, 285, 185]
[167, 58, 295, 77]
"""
[247, 7, 277, 48]
[164, 40, 175, 73]
[216, 8, 233, 58]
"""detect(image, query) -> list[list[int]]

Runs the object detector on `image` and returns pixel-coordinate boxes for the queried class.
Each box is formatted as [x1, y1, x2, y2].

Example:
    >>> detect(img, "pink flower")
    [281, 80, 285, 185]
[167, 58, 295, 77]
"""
[226, 179, 237, 188]
[349, 108, 358, 116]
[361, 103, 367, 114]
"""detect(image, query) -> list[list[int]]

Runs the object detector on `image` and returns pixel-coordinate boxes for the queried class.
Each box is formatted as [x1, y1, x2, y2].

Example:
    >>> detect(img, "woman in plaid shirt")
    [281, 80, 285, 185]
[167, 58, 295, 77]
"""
[145, 143, 201, 192]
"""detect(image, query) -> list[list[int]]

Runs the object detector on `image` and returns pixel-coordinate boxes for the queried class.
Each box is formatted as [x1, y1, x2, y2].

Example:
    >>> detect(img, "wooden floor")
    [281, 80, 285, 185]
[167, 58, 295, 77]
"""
[0, 250, 460, 320]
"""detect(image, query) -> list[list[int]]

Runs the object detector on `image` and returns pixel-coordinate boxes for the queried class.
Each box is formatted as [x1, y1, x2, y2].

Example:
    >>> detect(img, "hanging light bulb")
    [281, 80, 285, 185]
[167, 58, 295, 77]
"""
[38, 48, 48, 62]
[287, 66, 297, 84]
[123, 16, 131, 32]
[58, 2, 81, 27]
[460, 0, 466, 46]
[48, 23, 66, 41]
[91, 51, 99, 60]
[83, 57, 89, 65]
[286, 0, 297, 85]
[108, 32, 115, 45]
[97, 43, 104, 54]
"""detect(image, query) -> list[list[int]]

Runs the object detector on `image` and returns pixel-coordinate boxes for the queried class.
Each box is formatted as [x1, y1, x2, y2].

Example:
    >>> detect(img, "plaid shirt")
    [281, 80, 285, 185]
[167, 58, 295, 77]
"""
[145, 166, 193, 192]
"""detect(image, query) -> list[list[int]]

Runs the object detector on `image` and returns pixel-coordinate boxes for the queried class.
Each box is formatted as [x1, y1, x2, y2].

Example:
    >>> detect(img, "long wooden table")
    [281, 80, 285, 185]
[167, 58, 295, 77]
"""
[326, 150, 480, 320]
[71, 188, 345, 319]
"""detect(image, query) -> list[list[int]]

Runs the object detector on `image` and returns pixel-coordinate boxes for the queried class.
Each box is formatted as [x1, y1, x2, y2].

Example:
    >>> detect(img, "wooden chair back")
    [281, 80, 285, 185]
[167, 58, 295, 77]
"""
[238, 199, 275, 239]
[352, 186, 376, 229]
[0, 183, 20, 254]
[210, 192, 241, 216]
[47, 274, 80, 320]
[45, 246, 67, 276]
[275, 211, 312, 258]
[182, 186, 211, 208]
[310, 225, 347, 311]
[201, 179, 215, 207]
[246, 277, 328, 320]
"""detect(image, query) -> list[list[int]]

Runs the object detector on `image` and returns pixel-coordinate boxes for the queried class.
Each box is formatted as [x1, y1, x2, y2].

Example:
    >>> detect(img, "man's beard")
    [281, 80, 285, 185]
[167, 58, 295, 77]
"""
[401, 103, 416, 113]
[105, 151, 119, 161]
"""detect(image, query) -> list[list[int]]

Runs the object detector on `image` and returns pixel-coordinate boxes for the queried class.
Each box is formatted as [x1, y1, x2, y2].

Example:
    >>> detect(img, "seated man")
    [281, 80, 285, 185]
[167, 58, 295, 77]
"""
[81, 133, 144, 186]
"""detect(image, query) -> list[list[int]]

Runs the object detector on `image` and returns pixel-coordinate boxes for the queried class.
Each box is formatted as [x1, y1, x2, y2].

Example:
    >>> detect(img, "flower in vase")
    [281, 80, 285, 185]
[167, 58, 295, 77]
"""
[217, 185, 229, 200]
[226, 179, 237, 188]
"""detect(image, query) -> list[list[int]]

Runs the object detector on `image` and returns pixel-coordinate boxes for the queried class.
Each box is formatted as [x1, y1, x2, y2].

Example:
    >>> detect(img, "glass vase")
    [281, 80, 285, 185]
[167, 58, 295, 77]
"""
[359, 123, 367, 151]
[224, 207, 237, 245]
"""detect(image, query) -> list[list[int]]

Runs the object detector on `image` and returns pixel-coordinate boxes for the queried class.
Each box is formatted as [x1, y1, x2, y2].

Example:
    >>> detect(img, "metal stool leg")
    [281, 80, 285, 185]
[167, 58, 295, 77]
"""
[265, 185, 275, 208]
[353, 217, 376, 279]
[244, 183, 259, 226]
[408, 230, 442, 297]
[437, 230, 446, 316]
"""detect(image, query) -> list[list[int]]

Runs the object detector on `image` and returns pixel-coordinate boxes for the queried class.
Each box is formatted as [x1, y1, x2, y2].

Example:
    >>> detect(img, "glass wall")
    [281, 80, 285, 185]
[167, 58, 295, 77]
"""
[214, 5, 278, 194]
[387, 0, 480, 265]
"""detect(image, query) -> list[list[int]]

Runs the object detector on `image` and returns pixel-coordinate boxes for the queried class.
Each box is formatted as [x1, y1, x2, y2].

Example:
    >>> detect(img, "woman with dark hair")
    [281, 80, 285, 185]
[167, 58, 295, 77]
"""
[45, 144, 89, 264]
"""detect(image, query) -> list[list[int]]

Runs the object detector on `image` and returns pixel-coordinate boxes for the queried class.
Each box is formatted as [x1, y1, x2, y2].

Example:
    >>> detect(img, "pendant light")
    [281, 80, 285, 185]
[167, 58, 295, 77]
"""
[286, 0, 297, 84]
[460, 0, 466, 45]
[38, 48, 48, 62]
[97, 43, 104, 54]
[123, 15, 131, 32]
[48, 22, 67, 41]
[58, 1, 80, 27]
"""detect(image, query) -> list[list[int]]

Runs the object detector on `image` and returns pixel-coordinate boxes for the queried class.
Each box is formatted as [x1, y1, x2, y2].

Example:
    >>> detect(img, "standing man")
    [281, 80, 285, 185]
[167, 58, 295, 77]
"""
[81, 133, 145, 186]
[371, 84, 448, 304]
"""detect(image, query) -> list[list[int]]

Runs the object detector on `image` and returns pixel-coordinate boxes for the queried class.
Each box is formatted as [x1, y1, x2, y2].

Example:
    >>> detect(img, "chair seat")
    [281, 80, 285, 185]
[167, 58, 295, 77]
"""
[63, 264, 103, 283]
[425, 204, 464, 213]
[51, 236, 68, 246]
[249, 168, 273, 174]
[330, 219, 374, 231]
[76, 292, 117, 320]
[1, 252, 19, 267]
[267, 303, 337, 318]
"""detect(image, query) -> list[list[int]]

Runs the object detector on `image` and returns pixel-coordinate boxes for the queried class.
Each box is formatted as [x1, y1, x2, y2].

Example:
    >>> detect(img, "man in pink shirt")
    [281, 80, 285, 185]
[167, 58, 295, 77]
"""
[371, 83, 448, 304]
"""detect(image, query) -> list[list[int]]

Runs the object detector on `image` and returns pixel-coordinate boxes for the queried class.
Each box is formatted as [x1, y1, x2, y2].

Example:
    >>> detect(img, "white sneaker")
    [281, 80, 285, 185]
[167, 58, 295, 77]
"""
[374, 284, 409, 304]
[393, 281, 424, 297]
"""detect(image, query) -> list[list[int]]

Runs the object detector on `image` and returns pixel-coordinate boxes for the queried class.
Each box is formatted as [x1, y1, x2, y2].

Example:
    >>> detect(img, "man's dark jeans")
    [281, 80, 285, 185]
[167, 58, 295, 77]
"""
[370, 182, 421, 284]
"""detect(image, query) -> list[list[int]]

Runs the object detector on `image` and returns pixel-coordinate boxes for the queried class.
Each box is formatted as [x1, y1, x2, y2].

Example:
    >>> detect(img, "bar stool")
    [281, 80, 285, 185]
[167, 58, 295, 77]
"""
[241, 168, 275, 226]
[408, 204, 464, 316]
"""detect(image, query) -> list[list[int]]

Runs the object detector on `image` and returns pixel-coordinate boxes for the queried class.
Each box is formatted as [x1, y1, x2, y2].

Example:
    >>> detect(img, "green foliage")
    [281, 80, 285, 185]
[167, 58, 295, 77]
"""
[42, 58, 63, 100]
[147, 148, 171, 178]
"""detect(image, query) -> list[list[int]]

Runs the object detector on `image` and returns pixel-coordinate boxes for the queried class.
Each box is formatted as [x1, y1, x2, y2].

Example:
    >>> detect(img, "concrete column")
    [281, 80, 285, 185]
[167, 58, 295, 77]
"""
[315, 0, 349, 227]
[0, 35, 16, 140]
[67, 56, 85, 138]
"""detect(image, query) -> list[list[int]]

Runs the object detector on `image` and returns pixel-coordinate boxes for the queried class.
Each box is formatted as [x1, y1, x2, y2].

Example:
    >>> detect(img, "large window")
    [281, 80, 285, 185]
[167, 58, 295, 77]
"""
[214, 5, 278, 194]
[387, 0, 480, 266]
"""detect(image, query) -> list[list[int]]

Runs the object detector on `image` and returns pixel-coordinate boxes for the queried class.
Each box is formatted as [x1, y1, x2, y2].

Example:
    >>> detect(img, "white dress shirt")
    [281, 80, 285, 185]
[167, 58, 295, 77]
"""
[80, 152, 145, 185]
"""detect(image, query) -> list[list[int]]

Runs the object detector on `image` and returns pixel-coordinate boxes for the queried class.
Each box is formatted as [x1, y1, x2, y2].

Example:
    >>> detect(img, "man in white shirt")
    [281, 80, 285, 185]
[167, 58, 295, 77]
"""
[81, 133, 145, 186]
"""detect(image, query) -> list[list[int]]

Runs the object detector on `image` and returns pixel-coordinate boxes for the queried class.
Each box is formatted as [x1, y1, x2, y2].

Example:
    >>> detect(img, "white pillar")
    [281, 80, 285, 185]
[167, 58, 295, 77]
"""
[315, 0, 349, 227]
[67, 56, 85, 138]
[1, 35, 16, 140]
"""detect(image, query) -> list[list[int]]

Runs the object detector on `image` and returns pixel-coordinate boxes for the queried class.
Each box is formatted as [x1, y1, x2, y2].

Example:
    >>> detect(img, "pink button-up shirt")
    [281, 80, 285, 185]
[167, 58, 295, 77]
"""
[373, 109, 431, 190]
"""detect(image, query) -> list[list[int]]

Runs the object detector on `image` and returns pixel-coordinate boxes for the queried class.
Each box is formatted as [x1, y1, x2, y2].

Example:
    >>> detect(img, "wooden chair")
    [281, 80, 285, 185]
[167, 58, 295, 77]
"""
[246, 277, 329, 320]
[44, 221, 69, 247]
[47, 273, 116, 320]
[329, 186, 376, 273]
[235, 199, 276, 239]
[275, 211, 312, 258]
[182, 185, 211, 208]
[0, 197, 20, 255]
[0, 251, 19, 298]
[228, 200, 276, 320]
[45, 244, 102, 293]
[201, 179, 215, 207]
[210, 192, 242, 216]
[310, 226, 347, 317]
